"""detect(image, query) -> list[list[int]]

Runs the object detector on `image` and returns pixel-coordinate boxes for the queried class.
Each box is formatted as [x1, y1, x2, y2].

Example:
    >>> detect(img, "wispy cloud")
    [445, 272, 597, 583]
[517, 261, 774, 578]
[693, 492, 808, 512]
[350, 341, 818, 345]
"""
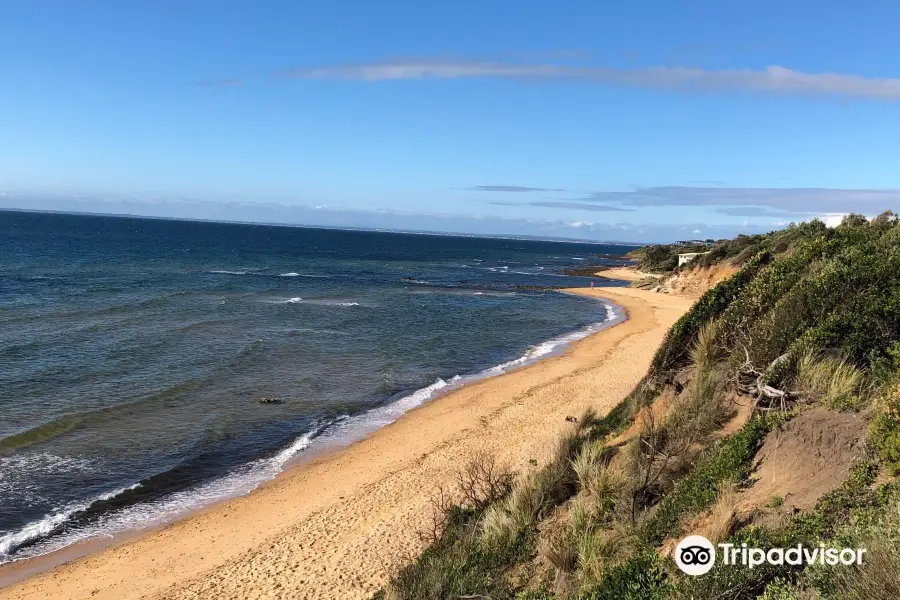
[3, 192, 758, 243]
[278, 59, 900, 102]
[529, 201, 634, 212]
[487, 200, 633, 212]
[577, 186, 900, 214]
[468, 185, 564, 192]
[713, 206, 812, 217]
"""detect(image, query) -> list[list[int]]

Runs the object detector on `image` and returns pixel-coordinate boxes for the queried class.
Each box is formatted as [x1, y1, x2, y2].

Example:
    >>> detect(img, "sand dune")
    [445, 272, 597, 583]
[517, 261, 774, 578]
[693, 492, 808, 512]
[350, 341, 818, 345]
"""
[0, 286, 693, 600]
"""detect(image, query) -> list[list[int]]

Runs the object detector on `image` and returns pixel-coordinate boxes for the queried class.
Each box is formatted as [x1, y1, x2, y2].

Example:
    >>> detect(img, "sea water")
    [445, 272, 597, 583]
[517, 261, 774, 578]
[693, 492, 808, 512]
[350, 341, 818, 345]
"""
[0, 211, 632, 563]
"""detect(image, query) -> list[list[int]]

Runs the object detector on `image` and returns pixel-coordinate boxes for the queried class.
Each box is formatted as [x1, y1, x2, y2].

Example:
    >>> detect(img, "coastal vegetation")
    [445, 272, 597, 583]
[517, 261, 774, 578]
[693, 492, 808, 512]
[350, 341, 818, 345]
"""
[376, 212, 900, 599]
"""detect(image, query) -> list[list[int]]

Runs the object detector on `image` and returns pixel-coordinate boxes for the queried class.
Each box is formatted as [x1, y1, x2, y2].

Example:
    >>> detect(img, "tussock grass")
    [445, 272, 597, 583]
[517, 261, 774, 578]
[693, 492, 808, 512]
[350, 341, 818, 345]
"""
[480, 472, 544, 547]
[481, 408, 601, 548]
[796, 349, 866, 410]
[664, 367, 730, 453]
[689, 320, 723, 373]
[693, 480, 738, 544]
[571, 442, 620, 505]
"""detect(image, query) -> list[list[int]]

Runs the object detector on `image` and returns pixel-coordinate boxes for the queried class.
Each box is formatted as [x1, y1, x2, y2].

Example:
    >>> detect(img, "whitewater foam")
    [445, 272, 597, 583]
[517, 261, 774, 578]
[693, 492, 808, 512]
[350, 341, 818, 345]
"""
[0, 483, 142, 561]
[304, 297, 624, 456]
[0, 296, 623, 565]
[0, 425, 327, 564]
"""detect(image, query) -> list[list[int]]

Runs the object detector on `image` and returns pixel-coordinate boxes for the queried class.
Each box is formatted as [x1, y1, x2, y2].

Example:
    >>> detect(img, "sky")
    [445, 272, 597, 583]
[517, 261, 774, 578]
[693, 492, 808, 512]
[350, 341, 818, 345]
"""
[3, 0, 900, 242]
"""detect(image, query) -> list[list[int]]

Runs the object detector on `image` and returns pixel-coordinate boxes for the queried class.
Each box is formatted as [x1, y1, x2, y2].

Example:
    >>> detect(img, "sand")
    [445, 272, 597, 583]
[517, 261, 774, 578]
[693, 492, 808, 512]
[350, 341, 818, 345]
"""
[593, 266, 655, 282]
[0, 286, 694, 600]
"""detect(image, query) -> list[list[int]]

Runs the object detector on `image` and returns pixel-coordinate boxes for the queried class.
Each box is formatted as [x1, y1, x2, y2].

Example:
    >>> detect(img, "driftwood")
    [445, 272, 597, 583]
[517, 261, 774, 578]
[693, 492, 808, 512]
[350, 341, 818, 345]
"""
[736, 348, 797, 413]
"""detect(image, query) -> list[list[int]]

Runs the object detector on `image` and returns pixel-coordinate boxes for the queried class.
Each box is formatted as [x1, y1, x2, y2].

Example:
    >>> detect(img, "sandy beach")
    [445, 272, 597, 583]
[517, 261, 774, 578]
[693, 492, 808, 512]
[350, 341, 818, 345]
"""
[0, 286, 693, 600]
[593, 266, 656, 282]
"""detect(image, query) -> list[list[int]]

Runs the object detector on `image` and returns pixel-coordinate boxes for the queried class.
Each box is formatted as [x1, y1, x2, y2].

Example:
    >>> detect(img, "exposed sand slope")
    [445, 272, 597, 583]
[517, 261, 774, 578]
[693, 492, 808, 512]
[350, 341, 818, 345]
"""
[0, 287, 693, 600]
[593, 266, 653, 282]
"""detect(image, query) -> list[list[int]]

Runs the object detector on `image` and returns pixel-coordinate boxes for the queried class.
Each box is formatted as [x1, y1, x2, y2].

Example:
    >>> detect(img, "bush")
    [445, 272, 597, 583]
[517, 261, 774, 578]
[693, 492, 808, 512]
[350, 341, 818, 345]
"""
[650, 252, 769, 377]
[579, 552, 670, 600]
[801, 485, 900, 600]
[640, 415, 782, 546]
[871, 405, 900, 475]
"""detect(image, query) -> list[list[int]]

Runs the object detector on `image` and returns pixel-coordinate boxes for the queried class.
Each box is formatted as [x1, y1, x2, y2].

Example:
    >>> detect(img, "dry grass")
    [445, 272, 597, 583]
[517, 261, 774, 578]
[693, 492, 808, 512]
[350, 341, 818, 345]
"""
[666, 368, 727, 442]
[480, 472, 542, 546]
[796, 349, 866, 409]
[481, 409, 599, 547]
[689, 319, 724, 372]
[571, 441, 621, 502]
[573, 523, 635, 591]
[692, 480, 738, 544]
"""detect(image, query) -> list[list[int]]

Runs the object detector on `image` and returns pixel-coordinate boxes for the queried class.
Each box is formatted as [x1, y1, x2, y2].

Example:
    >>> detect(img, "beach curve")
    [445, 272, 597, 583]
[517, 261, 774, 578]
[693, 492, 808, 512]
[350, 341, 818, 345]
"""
[0, 286, 694, 600]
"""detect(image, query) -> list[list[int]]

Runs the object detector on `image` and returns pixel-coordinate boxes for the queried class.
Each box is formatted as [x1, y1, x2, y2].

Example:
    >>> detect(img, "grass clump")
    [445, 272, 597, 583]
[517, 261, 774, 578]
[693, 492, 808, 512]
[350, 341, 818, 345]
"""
[796, 349, 866, 410]
[383, 453, 525, 600]
[688, 319, 724, 373]
[695, 481, 739, 544]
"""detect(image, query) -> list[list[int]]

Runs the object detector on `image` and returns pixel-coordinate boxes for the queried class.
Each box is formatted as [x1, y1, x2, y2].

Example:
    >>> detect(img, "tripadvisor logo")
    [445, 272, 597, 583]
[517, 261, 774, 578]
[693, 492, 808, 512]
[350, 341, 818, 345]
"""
[675, 535, 716, 575]
[675, 535, 867, 576]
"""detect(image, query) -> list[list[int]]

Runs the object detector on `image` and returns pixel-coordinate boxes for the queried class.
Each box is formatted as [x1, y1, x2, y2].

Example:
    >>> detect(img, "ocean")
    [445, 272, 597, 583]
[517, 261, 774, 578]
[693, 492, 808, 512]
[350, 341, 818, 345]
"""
[0, 210, 634, 564]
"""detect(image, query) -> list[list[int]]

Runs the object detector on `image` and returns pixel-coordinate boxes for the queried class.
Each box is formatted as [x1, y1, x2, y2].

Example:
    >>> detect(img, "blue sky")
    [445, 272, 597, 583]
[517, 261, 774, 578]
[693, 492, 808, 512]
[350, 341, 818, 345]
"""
[3, 0, 900, 242]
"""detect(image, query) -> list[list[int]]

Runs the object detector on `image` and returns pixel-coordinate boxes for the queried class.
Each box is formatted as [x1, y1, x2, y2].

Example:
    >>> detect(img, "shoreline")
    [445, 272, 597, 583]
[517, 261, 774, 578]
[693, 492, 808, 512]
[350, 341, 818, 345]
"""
[0, 285, 694, 600]
[0, 292, 622, 581]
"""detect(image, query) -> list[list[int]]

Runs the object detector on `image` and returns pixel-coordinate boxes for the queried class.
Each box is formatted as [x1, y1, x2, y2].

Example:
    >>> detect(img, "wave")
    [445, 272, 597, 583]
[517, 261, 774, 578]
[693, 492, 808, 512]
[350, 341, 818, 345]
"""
[0, 297, 622, 564]
[0, 418, 80, 455]
[287, 328, 349, 337]
[0, 422, 330, 564]
[303, 297, 623, 457]
[0, 482, 141, 560]
[270, 298, 359, 307]
[211, 270, 330, 279]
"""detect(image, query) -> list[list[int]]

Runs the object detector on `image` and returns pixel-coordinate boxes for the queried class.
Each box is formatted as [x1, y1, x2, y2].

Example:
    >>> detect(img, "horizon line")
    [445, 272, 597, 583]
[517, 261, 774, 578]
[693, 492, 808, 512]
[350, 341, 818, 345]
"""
[0, 207, 649, 247]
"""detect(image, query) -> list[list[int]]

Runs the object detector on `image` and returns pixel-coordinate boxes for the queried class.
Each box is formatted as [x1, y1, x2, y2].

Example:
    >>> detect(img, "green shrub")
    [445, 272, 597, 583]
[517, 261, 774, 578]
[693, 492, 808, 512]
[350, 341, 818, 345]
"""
[650, 252, 769, 377]
[640, 415, 782, 546]
[579, 553, 670, 600]
[871, 408, 900, 475]
[757, 578, 806, 600]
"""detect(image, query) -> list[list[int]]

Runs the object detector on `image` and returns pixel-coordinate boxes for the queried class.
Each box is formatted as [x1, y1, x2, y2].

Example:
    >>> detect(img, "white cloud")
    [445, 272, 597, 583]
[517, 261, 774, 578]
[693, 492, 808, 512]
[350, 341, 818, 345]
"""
[819, 213, 848, 227]
[578, 186, 900, 214]
[283, 60, 900, 102]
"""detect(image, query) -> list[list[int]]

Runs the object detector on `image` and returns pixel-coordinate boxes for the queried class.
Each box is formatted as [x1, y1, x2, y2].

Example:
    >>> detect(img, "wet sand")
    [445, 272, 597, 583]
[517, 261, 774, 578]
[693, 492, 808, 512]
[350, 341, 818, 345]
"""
[0, 286, 693, 600]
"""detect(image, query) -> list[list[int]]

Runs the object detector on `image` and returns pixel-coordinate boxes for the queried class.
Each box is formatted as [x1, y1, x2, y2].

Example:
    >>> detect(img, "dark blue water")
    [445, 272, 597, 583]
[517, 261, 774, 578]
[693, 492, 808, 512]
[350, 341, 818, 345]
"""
[0, 211, 635, 563]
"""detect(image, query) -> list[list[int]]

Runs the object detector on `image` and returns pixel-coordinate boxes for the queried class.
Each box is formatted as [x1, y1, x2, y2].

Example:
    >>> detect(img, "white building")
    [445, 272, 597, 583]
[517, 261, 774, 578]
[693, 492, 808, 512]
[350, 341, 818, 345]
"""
[678, 252, 709, 266]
